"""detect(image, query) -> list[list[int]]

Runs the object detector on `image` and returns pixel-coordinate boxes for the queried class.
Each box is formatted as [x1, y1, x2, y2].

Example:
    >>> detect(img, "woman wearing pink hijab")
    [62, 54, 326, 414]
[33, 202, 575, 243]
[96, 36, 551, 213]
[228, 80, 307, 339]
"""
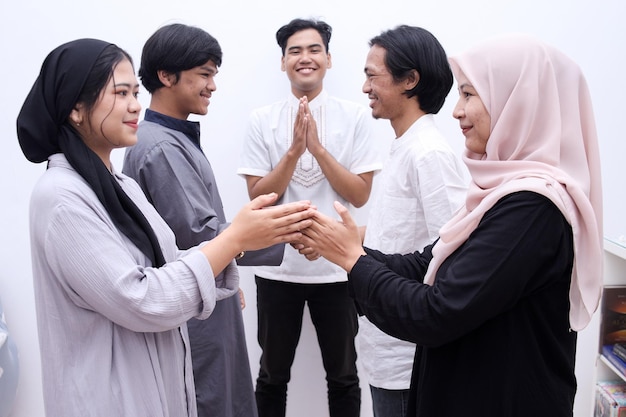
[298, 34, 603, 416]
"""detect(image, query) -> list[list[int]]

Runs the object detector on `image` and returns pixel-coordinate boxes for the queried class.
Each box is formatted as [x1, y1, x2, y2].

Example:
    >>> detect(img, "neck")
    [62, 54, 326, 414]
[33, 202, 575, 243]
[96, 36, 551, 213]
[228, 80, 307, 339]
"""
[292, 86, 323, 101]
[150, 92, 189, 120]
[391, 107, 426, 138]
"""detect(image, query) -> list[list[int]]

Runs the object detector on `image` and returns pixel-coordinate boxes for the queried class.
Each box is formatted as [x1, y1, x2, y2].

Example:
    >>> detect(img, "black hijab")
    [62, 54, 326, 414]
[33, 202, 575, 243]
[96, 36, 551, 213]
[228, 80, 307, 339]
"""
[17, 38, 166, 267]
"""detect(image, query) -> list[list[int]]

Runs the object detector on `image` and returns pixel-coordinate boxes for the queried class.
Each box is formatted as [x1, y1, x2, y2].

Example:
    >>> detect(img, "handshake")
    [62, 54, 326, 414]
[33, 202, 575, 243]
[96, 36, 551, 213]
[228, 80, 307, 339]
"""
[231, 194, 365, 273]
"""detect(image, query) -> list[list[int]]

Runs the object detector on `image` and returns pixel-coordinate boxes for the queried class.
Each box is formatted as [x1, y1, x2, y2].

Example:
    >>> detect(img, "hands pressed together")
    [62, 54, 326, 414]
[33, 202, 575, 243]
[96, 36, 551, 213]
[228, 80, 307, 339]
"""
[293, 201, 367, 273]
[230, 193, 365, 273]
[291, 96, 323, 158]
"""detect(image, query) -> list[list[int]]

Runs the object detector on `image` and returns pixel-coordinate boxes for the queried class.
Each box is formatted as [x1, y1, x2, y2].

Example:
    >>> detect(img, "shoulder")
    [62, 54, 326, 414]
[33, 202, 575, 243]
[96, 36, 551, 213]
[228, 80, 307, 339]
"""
[29, 165, 103, 229]
[486, 191, 569, 233]
[134, 121, 179, 148]
[249, 99, 288, 117]
[126, 123, 189, 165]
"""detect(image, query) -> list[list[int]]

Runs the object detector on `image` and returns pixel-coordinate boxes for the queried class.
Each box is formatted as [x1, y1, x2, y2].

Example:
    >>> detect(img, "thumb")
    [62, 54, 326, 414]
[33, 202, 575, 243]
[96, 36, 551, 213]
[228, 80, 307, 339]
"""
[250, 193, 278, 209]
[333, 201, 354, 227]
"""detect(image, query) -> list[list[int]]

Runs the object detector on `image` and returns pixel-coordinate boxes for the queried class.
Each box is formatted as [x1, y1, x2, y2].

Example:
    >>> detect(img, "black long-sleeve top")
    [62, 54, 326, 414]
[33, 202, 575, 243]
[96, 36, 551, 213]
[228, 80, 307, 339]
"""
[349, 191, 576, 417]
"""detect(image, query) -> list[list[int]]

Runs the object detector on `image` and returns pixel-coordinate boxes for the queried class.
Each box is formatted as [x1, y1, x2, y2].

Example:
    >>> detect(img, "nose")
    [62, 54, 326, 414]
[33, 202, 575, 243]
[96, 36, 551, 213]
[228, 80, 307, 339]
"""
[299, 51, 312, 63]
[362, 78, 371, 94]
[208, 79, 217, 92]
[130, 94, 141, 113]
[452, 97, 464, 120]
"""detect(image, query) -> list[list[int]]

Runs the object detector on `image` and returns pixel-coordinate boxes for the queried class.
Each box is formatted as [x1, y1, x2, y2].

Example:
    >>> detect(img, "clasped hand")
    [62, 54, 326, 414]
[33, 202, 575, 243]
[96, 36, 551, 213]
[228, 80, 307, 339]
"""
[291, 96, 322, 157]
[292, 201, 366, 272]
[229, 193, 315, 251]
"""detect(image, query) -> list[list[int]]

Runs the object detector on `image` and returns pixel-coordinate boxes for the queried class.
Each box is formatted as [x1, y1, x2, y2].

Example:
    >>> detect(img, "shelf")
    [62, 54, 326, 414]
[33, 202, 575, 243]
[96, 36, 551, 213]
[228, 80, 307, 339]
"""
[605, 237, 626, 260]
[599, 354, 626, 383]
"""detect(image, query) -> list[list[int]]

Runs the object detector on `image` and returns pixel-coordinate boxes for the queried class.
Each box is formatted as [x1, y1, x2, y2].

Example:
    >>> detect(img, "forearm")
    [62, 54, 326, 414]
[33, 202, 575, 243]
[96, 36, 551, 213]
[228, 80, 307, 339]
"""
[312, 147, 373, 207]
[199, 226, 244, 278]
[247, 149, 301, 199]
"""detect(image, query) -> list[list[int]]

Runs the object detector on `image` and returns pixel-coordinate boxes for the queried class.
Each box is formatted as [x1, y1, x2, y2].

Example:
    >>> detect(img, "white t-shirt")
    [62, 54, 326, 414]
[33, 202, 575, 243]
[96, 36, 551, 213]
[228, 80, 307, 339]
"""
[238, 90, 382, 284]
[359, 114, 468, 389]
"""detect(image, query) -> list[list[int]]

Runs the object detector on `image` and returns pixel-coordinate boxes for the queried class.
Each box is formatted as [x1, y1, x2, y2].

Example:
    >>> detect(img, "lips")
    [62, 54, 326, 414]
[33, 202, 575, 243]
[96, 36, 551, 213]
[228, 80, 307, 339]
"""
[124, 120, 139, 129]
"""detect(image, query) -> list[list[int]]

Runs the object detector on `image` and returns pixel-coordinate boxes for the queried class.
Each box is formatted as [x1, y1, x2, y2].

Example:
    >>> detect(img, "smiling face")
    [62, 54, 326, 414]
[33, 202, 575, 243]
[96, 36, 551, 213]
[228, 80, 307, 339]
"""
[452, 68, 491, 155]
[166, 59, 218, 119]
[362, 45, 407, 121]
[281, 28, 332, 99]
[71, 58, 141, 165]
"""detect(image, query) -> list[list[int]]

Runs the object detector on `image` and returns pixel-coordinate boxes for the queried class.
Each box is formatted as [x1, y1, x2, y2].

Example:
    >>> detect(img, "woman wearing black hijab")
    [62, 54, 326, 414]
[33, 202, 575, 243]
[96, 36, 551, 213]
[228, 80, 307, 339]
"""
[16, 39, 313, 417]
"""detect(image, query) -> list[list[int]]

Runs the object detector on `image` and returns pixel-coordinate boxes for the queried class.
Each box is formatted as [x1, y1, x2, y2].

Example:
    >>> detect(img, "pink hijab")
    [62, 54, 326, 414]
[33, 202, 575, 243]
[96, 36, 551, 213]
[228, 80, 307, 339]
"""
[423, 34, 603, 331]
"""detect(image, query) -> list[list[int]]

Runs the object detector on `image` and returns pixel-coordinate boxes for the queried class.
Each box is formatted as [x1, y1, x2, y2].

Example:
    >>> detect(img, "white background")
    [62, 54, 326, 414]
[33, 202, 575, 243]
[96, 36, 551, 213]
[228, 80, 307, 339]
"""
[1, 1, 625, 416]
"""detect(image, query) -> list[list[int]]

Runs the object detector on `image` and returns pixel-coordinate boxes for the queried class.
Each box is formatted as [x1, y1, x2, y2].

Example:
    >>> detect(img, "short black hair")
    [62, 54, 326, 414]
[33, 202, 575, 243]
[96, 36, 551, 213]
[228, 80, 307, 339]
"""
[369, 25, 453, 114]
[276, 18, 332, 56]
[139, 23, 222, 93]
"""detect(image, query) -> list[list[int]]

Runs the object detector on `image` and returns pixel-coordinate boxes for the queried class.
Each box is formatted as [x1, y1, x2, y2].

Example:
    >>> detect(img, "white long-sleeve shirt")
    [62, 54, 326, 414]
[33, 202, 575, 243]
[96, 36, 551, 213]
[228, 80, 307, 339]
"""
[29, 154, 237, 417]
[360, 115, 468, 390]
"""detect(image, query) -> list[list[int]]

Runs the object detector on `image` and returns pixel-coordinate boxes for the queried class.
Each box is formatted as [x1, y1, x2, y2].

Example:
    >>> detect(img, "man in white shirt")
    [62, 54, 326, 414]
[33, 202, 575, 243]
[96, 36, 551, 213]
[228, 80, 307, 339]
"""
[359, 25, 468, 417]
[238, 18, 382, 417]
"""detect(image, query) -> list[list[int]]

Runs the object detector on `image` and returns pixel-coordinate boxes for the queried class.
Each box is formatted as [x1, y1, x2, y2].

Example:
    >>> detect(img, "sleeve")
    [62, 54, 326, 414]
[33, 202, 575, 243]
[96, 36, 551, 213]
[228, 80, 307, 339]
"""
[349, 105, 383, 175]
[349, 192, 572, 347]
[237, 109, 273, 178]
[415, 150, 468, 241]
[0, 297, 19, 417]
[135, 140, 227, 250]
[44, 202, 218, 333]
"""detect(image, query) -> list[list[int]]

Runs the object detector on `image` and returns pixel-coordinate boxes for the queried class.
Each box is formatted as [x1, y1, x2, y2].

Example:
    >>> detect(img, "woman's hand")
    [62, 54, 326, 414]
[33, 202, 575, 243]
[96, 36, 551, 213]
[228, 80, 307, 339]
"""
[299, 201, 366, 272]
[228, 193, 314, 252]
[203, 193, 314, 279]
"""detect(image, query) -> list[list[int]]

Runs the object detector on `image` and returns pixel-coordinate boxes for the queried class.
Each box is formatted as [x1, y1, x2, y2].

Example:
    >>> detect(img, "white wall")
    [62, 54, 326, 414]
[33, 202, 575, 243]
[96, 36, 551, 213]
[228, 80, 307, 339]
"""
[1, 1, 624, 416]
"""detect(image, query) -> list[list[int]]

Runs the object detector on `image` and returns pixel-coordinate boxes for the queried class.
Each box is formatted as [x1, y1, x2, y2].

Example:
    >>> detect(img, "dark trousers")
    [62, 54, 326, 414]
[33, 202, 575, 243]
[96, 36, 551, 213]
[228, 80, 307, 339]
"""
[370, 385, 410, 417]
[254, 276, 361, 417]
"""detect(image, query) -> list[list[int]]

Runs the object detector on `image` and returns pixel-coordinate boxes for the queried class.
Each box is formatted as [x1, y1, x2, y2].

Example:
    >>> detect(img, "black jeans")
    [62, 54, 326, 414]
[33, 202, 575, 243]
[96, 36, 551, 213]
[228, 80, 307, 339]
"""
[254, 276, 361, 417]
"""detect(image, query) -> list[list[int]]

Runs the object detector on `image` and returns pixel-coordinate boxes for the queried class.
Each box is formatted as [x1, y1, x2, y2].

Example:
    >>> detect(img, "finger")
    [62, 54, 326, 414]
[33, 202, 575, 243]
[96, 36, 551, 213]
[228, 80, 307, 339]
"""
[274, 217, 314, 236]
[249, 193, 278, 210]
[298, 245, 315, 255]
[264, 201, 312, 219]
[304, 252, 320, 261]
[334, 201, 356, 228]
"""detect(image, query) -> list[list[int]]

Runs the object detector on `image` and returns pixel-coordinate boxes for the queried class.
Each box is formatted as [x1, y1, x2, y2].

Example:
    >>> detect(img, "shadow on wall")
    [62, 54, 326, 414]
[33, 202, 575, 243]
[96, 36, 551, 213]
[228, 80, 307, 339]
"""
[0, 295, 19, 417]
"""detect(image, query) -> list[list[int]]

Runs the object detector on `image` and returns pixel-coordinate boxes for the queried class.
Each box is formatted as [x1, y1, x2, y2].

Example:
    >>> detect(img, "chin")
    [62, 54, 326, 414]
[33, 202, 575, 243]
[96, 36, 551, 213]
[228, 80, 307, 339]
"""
[122, 136, 138, 147]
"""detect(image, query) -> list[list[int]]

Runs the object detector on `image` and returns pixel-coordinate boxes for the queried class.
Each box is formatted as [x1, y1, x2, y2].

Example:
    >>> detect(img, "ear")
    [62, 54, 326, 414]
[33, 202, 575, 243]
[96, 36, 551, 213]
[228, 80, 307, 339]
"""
[69, 103, 85, 127]
[405, 69, 420, 91]
[281, 56, 286, 72]
[326, 52, 332, 69]
[157, 70, 175, 87]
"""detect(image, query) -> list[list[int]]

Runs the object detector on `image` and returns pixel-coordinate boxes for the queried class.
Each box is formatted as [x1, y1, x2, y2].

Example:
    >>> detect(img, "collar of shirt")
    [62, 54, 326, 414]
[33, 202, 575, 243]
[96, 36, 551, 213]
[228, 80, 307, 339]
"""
[287, 89, 328, 111]
[144, 108, 202, 150]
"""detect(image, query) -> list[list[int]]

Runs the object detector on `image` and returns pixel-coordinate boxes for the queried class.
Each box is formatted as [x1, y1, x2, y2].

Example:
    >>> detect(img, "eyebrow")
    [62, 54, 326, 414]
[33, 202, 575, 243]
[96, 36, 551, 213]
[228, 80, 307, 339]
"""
[199, 65, 218, 74]
[287, 43, 324, 52]
[114, 82, 140, 89]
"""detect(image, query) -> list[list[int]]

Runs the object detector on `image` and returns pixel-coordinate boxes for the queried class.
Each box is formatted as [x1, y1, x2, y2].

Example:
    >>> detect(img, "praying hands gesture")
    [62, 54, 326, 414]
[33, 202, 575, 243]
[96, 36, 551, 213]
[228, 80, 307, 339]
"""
[291, 96, 323, 157]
